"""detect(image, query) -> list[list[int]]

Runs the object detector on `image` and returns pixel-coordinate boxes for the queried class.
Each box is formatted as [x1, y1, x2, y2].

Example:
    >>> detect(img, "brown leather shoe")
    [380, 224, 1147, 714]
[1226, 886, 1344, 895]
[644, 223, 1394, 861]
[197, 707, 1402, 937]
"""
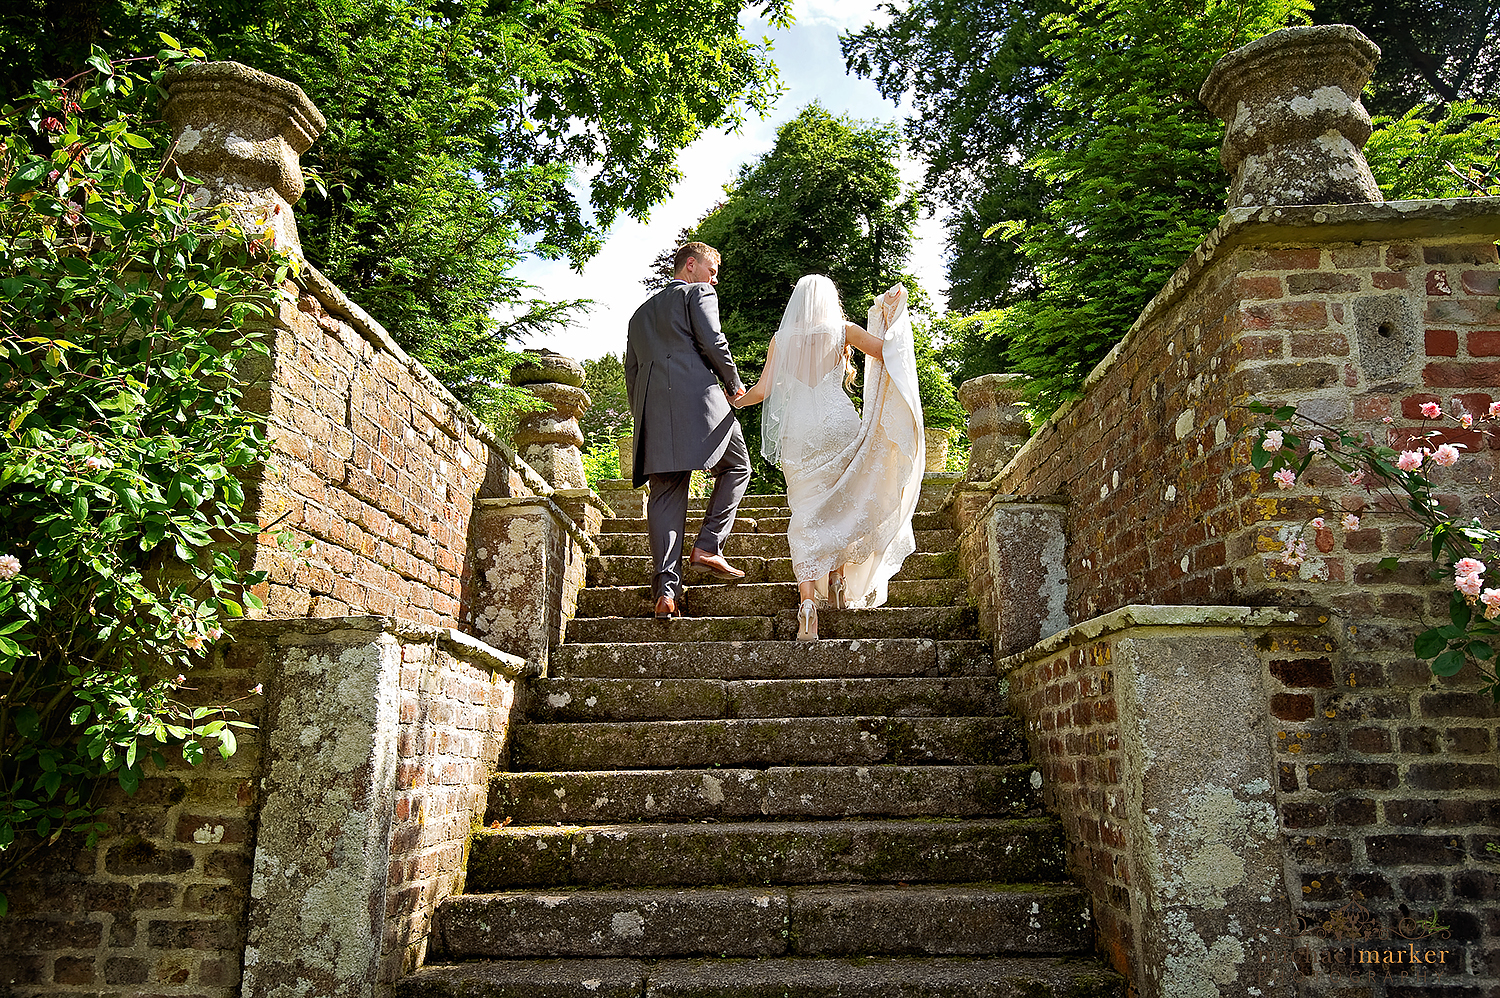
[688, 547, 746, 581]
[654, 595, 682, 619]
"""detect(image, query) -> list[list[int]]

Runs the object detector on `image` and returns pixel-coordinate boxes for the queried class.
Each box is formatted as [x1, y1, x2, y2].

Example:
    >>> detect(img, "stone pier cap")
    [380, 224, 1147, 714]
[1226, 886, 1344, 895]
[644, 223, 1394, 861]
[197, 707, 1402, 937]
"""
[162, 61, 326, 252]
[1200, 24, 1382, 208]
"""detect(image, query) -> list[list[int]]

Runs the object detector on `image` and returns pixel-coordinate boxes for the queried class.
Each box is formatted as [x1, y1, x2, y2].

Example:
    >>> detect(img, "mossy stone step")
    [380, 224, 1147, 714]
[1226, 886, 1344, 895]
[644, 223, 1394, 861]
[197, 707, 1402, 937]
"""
[576, 579, 966, 618]
[511, 715, 1024, 771]
[600, 511, 951, 536]
[565, 606, 980, 645]
[466, 817, 1066, 890]
[548, 638, 992, 680]
[523, 676, 1004, 723]
[486, 764, 1045, 824]
[586, 550, 961, 588]
[593, 530, 959, 559]
[432, 883, 1093, 960]
[399, 955, 1126, 998]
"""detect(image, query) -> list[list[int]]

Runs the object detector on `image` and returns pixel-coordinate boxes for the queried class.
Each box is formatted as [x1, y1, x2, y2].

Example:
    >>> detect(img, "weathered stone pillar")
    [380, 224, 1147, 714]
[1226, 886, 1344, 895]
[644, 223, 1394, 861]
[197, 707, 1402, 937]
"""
[161, 61, 326, 254]
[595, 433, 647, 519]
[1199, 25, 1382, 208]
[957, 373, 1031, 482]
[511, 350, 591, 490]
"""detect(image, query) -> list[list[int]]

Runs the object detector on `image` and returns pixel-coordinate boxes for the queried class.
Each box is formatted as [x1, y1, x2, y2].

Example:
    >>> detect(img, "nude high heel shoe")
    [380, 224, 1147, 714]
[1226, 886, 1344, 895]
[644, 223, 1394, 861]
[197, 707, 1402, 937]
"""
[829, 572, 847, 610]
[796, 598, 818, 641]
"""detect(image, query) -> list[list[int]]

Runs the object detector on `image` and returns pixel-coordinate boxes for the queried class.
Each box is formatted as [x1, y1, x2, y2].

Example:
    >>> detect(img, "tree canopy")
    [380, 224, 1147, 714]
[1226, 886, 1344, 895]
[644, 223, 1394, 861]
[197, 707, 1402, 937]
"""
[2, 0, 791, 420]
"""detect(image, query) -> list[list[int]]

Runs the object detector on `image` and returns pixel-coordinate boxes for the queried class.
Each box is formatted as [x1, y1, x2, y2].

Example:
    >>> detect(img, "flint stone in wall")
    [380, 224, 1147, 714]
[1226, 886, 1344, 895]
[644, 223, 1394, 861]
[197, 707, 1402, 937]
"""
[1200, 26, 1382, 208]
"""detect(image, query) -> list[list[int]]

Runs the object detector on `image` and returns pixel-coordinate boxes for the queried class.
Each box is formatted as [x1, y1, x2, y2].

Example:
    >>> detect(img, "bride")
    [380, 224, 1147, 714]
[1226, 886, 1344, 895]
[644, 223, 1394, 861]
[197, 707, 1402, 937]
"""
[732, 275, 924, 640]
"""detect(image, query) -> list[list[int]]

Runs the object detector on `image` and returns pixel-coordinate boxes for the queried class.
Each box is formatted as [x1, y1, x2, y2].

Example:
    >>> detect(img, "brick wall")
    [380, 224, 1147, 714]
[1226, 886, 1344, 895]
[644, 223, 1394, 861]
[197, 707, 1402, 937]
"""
[245, 267, 544, 629]
[965, 198, 1500, 996]
[0, 634, 270, 995]
[0, 619, 523, 998]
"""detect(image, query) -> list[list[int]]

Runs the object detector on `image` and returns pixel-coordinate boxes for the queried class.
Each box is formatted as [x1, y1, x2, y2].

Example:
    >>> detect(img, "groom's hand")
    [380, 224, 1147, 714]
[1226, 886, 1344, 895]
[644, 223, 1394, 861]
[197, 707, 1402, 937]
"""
[727, 387, 747, 407]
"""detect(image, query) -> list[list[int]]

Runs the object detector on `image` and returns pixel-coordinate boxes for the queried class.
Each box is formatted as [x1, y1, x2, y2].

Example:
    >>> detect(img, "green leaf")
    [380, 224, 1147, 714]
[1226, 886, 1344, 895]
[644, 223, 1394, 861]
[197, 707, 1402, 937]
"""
[1431, 648, 1466, 677]
[123, 132, 153, 149]
[1470, 640, 1494, 661]
[6, 160, 49, 193]
[158, 30, 182, 49]
[1378, 556, 1399, 572]
[1451, 591, 1473, 629]
[218, 726, 237, 759]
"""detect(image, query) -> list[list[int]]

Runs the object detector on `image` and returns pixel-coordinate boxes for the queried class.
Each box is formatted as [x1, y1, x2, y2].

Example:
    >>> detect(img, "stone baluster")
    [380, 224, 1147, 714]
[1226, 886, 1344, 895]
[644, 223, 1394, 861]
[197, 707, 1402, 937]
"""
[1199, 25, 1382, 209]
[161, 62, 326, 254]
[511, 350, 591, 490]
[957, 373, 1031, 482]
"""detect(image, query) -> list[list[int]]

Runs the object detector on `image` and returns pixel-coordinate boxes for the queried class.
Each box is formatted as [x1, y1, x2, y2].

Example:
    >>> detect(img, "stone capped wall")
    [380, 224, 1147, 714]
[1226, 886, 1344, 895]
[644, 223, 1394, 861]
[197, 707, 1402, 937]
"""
[963, 198, 1500, 996]
[244, 268, 542, 629]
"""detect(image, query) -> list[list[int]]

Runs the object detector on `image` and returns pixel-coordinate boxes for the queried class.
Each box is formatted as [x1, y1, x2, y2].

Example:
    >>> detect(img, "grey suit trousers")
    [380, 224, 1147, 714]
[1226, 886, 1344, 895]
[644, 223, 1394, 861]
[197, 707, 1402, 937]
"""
[648, 438, 751, 603]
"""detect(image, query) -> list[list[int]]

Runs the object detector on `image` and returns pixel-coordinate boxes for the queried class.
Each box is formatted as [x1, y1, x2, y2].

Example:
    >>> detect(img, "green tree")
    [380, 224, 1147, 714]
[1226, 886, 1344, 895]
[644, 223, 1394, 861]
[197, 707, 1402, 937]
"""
[0, 47, 285, 909]
[842, 0, 1064, 314]
[2, 0, 791, 420]
[1310, 0, 1500, 114]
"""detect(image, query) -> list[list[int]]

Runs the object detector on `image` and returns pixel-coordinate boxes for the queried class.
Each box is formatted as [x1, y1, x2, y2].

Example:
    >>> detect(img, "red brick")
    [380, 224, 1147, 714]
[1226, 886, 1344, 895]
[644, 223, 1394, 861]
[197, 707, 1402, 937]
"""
[1461, 270, 1499, 295]
[1237, 274, 1283, 299]
[1241, 301, 1329, 330]
[1291, 332, 1350, 356]
[1424, 329, 1459, 357]
[1426, 270, 1455, 296]
[1423, 360, 1500, 387]
[1372, 271, 1409, 289]
[1247, 248, 1322, 271]
[1471, 330, 1500, 356]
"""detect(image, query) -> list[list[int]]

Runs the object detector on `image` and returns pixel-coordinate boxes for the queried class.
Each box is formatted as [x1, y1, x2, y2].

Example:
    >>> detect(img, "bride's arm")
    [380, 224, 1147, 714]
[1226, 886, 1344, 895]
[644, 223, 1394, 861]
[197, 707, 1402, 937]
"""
[732, 340, 776, 408]
[844, 323, 884, 362]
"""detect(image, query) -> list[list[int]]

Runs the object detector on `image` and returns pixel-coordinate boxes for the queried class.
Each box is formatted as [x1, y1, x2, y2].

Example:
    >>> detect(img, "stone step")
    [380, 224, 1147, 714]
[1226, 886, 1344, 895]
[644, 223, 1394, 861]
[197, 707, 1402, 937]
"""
[576, 579, 966, 619]
[399, 955, 1126, 998]
[565, 607, 980, 645]
[511, 715, 1024, 771]
[550, 638, 992, 680]
[594, 530, 959, 559]
[466, 817, 1065, 891]
[486, 765, 1044, 824]
[691, 493, 789, 511]
[587, 550, 960, 588]
[524, 677, 1004, 723]
[599, 511, 952, 535]
[432, 883, 1093, 960]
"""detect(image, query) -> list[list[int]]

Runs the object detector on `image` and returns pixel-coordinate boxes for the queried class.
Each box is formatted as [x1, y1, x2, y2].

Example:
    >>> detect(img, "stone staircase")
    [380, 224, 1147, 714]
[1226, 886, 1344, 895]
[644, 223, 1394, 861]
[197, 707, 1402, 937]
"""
[399, 486, 1124, 997]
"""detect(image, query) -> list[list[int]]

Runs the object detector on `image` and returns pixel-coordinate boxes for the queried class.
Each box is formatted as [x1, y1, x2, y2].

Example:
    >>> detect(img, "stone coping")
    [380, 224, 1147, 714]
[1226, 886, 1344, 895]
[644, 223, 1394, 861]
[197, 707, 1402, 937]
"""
[229, 614, 534, 676]
[994, 603, 1332, 675]
[978, 196, 1500, 491]
[476, 495, 601, 560]
[297, 263, 554, 499]
[952, 492, 1069, 546]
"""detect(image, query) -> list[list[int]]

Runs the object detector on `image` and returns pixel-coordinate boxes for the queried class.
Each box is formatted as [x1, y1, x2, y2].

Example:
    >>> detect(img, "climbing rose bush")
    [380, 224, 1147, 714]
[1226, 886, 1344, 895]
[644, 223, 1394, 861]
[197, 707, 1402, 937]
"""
[1248, 400, 1499, 701]
[0, 39, 293, 910]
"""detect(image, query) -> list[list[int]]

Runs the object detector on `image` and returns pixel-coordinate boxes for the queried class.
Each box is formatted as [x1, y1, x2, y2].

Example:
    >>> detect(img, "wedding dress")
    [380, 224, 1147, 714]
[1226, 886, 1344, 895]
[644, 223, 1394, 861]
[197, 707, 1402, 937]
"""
[761, 276, 924, 608]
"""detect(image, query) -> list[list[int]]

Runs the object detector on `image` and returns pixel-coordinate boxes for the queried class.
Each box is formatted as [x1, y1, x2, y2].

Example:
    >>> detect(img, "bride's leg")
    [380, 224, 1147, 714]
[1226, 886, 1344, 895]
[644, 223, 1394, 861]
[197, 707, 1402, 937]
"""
[829, 566, 847, 609]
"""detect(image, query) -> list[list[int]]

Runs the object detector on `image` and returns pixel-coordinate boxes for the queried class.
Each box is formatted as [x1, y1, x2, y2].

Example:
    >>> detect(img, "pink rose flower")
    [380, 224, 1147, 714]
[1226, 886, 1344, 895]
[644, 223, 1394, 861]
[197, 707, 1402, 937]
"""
[0, 554, 20, 579]
[1431, 444, 1461, 467]
[1273, 467, 1297, 489]
[1348, 469, 1365, 486]
[1307, 437, 1326, 453]
[1341, 514, 1360, 531]
[1262, 429, 1284, 452]
[1457, 573, 1483, 598]
[1396, 450, 1423, 472]
[184, 633, 205, 651]
[1420, 402, 1441, 419]
[1460, 412, 1474, 429]
[1311, 517, 1325, 529]
[1490, 401, 1500, 418]
[1482, 589, 1500, 621]
[1456, 558, 1486, 577]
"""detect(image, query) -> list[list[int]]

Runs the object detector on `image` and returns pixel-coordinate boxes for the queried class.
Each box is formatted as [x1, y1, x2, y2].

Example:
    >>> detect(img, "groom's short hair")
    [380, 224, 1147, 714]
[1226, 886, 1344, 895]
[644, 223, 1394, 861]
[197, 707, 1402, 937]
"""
[673, 241, 720, 276]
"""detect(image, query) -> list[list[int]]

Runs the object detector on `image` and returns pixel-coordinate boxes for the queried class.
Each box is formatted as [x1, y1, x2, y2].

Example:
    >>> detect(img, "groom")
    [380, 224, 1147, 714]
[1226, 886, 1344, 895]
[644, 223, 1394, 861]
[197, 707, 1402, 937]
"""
[625, 242, 751, 618]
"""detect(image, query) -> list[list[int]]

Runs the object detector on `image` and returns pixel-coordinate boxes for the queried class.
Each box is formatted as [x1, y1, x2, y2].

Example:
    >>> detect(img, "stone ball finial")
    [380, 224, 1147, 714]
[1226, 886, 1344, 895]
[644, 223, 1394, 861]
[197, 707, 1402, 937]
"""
[511, 350, 592, 490]
[1199, 25, 1382, 208]
[161, 62, 326, 253]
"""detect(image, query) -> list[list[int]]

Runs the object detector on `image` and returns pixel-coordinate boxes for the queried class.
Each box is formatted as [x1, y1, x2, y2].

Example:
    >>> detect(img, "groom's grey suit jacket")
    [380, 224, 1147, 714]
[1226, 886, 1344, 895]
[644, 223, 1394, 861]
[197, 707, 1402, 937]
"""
[625, 280, 747, 489]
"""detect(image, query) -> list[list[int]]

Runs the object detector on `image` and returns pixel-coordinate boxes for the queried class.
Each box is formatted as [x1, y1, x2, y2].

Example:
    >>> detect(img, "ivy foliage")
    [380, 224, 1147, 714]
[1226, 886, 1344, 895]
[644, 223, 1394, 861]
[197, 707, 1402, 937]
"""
[1, 0, 792, 423]
[0, 45, 287, 909]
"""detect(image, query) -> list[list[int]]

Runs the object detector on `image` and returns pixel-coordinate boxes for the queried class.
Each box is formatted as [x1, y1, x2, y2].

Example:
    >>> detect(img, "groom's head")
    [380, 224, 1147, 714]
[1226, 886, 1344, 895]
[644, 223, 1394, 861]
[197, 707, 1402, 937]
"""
[673, 242, 720, 286]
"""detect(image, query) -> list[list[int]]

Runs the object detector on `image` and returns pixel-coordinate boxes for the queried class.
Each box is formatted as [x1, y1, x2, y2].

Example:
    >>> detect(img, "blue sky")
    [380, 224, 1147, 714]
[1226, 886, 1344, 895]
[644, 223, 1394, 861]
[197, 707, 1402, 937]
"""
[509, 1, 948, 363]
